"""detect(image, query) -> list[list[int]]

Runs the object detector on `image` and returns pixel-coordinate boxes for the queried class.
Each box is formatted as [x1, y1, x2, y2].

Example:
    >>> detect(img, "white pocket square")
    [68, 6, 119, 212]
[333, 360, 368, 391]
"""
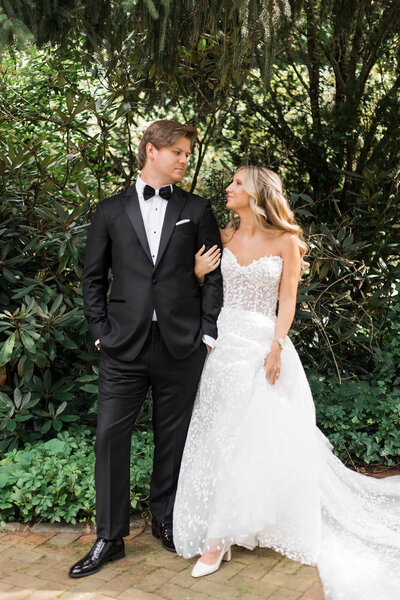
[175, 219, 191, 226]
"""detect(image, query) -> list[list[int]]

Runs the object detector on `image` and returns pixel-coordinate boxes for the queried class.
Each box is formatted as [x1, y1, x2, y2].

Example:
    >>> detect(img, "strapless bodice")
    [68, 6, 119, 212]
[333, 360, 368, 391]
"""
[221, 247, 282, 318]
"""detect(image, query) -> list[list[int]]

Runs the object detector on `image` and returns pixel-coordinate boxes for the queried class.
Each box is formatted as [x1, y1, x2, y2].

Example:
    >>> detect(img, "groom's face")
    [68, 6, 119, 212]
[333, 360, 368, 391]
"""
[146, 136, 191, 183]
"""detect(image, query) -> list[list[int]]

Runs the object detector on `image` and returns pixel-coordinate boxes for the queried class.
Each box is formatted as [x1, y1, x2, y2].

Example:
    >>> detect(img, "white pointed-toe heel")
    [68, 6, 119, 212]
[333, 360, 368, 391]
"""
[191, 546, 232, 578]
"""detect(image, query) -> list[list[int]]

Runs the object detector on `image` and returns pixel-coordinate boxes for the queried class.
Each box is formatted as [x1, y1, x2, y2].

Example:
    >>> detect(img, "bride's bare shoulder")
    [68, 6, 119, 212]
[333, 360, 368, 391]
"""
[279, 232, 299, 251]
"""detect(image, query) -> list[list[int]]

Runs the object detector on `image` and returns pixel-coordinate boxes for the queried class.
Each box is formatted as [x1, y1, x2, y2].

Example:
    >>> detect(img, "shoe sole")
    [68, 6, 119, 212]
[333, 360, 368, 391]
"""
[152, 526, 176, 553]
[68, 550, 125, 579]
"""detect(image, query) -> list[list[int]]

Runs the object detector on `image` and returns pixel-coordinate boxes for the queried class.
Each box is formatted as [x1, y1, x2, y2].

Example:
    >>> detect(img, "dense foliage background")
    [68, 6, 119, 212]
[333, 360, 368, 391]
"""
[0, 0, 399, 523]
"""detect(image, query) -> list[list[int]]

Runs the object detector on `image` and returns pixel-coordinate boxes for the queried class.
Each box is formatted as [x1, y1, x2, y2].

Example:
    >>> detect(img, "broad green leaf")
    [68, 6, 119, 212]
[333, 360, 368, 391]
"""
[2, 267, 16, 282]
[18, 354, 27, 377]
[72, 96, 87, 116]
[34, 352, 50, 368]
[80, 384, 98, 394]
[50, 294, 63, 314]
[43, 369, 52, 391]
[57, 252, 69, 274]
[20, 392, 32, 409]
[66, 91, 74, 113]
[0, 332, 16, 365]
[20, 332, 36, 354]
[44, 438, 66, 453]
[0, 391, 13, 408]
[15, 414, 32, 422]
[299, 193, 314, 204]
[53, 418, 62, 431]
[14, 388, 22, 409]
[76, 375, 98, 383]
[62, 336, 78, 349]
[7, 420, 17, 432]
[55, 401, 67, 416]
[0, 471, 9, 488]
[12, 285, 37, 299]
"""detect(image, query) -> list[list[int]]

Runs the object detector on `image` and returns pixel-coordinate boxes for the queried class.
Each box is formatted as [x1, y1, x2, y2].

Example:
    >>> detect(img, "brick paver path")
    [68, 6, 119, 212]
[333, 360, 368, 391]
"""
[0, 522, 324, 600]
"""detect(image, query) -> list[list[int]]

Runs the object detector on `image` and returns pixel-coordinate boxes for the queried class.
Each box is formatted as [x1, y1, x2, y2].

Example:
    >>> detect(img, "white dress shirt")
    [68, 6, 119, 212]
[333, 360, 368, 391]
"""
[95, 175, 215, 349]
[136, 175, 169, 320]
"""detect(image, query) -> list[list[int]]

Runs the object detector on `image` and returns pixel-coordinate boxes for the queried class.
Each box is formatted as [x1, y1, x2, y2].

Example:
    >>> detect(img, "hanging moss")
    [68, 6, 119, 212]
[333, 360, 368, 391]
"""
[0, 0, 297, 82]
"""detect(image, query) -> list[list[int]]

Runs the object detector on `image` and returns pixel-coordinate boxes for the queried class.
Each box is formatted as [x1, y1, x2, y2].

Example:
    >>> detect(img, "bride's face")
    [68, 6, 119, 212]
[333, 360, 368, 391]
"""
[226, 169, 251, 210]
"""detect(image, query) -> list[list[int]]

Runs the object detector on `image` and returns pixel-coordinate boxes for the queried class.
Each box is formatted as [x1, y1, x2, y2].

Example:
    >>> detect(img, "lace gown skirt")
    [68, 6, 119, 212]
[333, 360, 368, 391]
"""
[173, 306, 400, 600]
[174, 306, 321, 563]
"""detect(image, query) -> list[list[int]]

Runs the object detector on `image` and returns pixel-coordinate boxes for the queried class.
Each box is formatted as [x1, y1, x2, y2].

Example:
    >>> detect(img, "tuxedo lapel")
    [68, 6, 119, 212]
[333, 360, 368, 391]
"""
[123, 184, 153, 264]
[154, 186, 187, 270]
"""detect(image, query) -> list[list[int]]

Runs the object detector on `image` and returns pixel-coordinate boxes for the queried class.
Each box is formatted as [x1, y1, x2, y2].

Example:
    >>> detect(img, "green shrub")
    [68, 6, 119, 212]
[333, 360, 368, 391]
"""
[311, 374, 400, 465]
[0, 426, 153, 524]
[311, 290, 400, 465]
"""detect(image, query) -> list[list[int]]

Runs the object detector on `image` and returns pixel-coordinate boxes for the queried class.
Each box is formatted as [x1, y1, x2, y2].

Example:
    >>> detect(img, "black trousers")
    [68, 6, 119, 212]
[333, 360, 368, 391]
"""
[95, 322, 207, 539]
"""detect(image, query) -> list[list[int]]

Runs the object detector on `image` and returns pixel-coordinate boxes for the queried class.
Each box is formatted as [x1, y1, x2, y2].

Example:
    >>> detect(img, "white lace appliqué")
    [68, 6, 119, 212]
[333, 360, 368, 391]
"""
[222, 247, 282, 318]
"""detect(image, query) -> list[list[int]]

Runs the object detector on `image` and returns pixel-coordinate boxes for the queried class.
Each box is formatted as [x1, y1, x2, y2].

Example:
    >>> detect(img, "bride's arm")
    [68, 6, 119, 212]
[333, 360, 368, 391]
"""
[264, 233, 301, 385]
[275, 233, 301, 340]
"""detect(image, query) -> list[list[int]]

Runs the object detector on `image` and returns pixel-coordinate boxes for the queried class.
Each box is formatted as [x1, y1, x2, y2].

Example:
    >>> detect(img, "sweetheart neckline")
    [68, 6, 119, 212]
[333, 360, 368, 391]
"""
[223, 247, 283, 268]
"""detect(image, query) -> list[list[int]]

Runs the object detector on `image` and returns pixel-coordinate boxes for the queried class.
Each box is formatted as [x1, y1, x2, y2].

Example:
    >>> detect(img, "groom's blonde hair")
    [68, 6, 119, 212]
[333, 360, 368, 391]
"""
[138, 120, 197, 169]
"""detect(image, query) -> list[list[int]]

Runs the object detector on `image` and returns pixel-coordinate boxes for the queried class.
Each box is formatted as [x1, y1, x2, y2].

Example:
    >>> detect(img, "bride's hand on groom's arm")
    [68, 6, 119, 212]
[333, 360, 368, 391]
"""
[194, 245, 221, 285]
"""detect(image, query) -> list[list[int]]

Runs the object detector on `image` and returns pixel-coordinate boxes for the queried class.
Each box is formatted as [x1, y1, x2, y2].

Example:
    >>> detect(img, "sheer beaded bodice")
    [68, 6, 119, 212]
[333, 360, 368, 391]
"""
[221, 247, 282, 318]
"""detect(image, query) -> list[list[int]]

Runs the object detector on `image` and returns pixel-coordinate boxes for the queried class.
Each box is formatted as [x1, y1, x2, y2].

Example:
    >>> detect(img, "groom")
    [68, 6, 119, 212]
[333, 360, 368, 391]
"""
[69, 120, 223, 578]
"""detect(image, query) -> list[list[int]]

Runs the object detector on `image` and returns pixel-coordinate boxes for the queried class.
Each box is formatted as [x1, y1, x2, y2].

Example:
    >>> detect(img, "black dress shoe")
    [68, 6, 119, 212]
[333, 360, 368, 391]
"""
[69, 537, 125, 578]
[152, 519, 176, 553]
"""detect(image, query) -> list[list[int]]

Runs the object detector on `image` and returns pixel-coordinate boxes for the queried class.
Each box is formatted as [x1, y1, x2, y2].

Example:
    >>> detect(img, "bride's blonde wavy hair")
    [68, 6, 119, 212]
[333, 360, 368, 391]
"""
[227, 166, 309, 273]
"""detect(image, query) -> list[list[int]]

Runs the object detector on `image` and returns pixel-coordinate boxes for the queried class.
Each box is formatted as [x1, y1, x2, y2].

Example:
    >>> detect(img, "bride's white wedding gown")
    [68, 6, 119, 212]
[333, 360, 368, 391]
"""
[173, 247, 400, 600]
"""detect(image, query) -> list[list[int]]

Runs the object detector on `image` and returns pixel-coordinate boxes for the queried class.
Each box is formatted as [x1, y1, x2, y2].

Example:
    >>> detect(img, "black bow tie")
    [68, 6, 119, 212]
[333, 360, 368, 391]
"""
[143, 184, 172, 201]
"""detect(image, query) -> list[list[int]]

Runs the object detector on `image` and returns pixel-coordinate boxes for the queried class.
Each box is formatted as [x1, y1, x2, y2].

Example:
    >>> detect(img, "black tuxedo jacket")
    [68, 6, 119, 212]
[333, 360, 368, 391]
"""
[82, 183, 223, 361]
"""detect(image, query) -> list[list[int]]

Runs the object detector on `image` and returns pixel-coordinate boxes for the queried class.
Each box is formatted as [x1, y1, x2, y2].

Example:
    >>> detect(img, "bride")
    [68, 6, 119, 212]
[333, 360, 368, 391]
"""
[173, 166, 400, 600]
